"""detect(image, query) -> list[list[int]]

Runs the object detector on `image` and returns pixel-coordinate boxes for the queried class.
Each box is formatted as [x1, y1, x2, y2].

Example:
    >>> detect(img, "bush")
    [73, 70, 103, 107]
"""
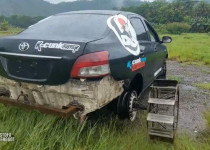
[190, 17, 210, 33]
[153, 24, 167, 34]
[165, 22, 191, 34]
[0, 20, 9, 31]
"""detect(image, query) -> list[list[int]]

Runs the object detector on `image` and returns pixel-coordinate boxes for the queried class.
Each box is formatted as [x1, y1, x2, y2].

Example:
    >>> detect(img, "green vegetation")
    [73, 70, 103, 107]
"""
[0, 0, 143, 17]
[163, 33, 210, 65]
[1, 15, 44, 29]
[0, 105, 210, 150]
[0, 15, 44, 28]
[122, 0, 210, 33]
[0, 27, 23, 37]
[0, 20, 9, 31]
[0, 0, 209, 31]
[165, 23, 191, 34]
[168, 76, 182, 83]
[194, 83, 210, 90]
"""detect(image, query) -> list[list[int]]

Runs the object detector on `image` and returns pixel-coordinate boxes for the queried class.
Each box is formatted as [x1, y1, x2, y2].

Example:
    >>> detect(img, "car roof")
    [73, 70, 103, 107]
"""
[57, 10, 142, 18]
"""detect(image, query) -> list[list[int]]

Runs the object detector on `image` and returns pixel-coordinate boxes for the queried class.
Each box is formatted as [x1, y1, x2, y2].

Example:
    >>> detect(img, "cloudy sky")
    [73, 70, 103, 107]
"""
[44, 0, 151, 4]
[44, 0, 78, 4]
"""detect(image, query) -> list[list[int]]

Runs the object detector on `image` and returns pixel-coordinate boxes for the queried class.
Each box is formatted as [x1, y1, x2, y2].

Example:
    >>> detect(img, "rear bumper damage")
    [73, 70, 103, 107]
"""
[0, 76, 123, 117]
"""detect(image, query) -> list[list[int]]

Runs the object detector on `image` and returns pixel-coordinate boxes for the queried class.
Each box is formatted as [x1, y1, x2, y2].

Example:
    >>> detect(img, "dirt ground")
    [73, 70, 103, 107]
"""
[166, 60, 210, 134]
[101, 60, 210, 134]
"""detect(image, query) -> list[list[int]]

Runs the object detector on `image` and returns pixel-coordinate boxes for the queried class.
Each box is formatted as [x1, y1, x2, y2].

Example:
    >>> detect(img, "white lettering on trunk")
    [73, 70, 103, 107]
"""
[35, 41, 80, 53]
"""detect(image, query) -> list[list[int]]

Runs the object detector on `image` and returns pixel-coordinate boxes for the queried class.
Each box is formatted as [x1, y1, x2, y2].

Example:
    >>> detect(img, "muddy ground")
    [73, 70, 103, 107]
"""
[166, 60, 210, 134]
[90, 60, 210, 135]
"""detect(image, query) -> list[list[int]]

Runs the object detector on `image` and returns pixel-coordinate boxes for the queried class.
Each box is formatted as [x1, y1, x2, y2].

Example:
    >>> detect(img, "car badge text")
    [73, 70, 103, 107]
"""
[35, 41, 80, 53]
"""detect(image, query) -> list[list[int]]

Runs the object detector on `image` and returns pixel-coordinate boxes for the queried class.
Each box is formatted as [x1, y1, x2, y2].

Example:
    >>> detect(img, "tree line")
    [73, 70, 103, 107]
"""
[122, 0, 210, 33]
[0, 15, 44, 31]
[0, 0, 210, 34]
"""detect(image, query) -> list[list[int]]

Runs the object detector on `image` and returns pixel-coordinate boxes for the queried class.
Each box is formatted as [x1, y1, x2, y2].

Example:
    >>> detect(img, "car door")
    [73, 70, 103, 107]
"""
[144, 20, 165, 78]
[130, 17, 155, 86]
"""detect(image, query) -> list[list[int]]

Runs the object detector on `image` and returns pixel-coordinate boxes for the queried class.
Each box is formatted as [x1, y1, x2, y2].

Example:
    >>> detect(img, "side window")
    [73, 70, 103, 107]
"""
[148, 29, 156, 42]
[145, 21, 159, 42]
[130, 18, 148, 41]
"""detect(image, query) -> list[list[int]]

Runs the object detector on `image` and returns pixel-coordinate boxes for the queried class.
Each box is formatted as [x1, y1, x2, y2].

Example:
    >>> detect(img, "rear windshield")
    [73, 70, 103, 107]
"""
[22, 14, 110, 39]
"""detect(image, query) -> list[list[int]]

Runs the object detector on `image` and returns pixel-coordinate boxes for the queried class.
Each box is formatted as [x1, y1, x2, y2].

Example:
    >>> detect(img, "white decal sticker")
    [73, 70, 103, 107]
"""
[154, 68, 162, 77]
[107, 14, 140, 56]
[35, 41, 80, 53]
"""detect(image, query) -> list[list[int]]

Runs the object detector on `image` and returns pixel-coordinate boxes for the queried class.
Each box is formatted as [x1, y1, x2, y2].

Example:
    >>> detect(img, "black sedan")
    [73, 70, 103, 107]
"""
[0, 10, 171, 121]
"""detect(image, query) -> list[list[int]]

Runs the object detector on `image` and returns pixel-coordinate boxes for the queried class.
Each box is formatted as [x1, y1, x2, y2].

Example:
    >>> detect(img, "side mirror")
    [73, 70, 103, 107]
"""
[162, 36, 172, 43]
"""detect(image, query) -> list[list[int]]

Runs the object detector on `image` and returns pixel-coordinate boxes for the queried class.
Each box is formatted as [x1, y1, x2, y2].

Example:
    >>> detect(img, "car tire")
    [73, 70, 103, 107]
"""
[117, 90, 138, 121]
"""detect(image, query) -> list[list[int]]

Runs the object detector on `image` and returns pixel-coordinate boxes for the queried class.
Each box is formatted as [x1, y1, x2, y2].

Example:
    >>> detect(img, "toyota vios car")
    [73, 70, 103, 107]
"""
[0, 10, 171, 121]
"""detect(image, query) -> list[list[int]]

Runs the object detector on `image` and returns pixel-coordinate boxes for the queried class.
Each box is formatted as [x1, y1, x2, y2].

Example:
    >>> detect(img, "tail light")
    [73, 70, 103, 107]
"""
[71, 51, 110, 78]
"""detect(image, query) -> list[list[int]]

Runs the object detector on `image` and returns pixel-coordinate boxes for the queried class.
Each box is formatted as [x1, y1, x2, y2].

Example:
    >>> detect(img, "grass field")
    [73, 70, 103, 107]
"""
[0, 29, 210, 149]
[0, 105, 210, 150]
[163, 33, 210, 65]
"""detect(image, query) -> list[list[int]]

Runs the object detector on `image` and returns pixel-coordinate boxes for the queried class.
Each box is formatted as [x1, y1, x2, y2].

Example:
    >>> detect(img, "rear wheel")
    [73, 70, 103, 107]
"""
[117, 90, 138, 121]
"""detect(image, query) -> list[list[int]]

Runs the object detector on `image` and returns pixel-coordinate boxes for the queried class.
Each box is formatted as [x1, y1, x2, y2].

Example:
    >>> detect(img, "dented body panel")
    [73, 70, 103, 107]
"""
[0, 76, 123, 115]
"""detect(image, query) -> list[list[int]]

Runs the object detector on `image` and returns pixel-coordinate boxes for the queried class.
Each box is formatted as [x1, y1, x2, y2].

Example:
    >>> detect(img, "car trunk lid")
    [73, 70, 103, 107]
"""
[0, 35, 99, 85]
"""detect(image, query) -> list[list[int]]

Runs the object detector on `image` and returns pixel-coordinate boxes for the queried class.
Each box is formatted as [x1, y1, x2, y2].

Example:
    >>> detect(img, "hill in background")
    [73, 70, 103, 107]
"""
[0, 0, 144, 17]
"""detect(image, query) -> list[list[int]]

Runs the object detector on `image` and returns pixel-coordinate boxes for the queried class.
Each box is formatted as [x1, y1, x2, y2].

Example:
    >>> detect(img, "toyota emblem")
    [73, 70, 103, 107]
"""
[19, 42, 30, 51]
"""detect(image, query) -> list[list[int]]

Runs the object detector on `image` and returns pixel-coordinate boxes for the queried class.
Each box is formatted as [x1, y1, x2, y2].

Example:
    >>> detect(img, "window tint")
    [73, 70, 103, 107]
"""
[130, 18, 148, 41]
[145, 21, 159, 42]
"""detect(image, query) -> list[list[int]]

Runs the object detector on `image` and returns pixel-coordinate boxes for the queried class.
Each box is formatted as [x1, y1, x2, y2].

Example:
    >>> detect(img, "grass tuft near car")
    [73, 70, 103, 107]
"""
[0, 10, 171, 121]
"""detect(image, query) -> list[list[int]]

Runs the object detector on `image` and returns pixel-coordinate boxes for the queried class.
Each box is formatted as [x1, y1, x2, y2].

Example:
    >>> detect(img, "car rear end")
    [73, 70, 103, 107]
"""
[0, 12, 124, 117]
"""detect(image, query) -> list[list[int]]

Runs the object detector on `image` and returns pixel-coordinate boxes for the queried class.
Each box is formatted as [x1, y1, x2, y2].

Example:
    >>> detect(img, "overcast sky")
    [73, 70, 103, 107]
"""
[44, 0, 151, 4]
[44, 0, 78, 4]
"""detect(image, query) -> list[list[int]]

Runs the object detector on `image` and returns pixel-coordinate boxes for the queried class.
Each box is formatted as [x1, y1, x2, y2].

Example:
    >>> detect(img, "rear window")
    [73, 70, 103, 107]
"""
[22, 14, 110, 39]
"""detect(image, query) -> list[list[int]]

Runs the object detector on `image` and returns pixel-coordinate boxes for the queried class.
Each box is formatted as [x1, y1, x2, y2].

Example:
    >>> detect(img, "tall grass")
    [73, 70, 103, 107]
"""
[0, 104, 210, 150]
[162, 33, 210, 65]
